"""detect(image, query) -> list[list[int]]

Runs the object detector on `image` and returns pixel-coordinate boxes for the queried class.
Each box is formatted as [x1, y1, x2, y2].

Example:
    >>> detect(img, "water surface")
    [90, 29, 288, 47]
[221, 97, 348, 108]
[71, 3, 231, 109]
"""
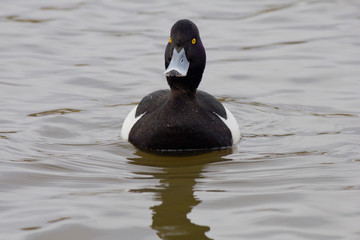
[1, 0, 360, 239]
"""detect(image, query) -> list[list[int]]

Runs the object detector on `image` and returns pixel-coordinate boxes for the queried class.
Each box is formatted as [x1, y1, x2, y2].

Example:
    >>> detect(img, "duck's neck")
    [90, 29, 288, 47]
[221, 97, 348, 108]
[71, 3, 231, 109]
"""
[170, 88, 196, 101]
[166, 74, 201, 100]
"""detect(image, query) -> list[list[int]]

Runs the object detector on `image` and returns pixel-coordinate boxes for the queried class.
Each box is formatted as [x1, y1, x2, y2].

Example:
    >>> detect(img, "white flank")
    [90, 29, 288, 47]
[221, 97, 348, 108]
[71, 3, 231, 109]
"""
[215, 107, 241, 145]
[121, 105, 144, 141]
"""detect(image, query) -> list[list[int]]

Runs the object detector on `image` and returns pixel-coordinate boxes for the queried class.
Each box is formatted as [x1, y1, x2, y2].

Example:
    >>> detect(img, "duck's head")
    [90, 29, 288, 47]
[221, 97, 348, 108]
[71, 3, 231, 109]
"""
[164, 19, 206, 95]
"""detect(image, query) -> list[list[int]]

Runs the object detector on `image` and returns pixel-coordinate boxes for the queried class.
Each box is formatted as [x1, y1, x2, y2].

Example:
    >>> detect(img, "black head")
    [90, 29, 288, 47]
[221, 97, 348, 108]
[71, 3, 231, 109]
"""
[164, 19, 206, 95]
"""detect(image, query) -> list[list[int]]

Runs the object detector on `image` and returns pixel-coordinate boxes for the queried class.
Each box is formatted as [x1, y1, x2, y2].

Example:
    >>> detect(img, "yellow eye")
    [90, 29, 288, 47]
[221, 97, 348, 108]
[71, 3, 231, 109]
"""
[169, 37, 172, 43]
[192, 38, 196, 44]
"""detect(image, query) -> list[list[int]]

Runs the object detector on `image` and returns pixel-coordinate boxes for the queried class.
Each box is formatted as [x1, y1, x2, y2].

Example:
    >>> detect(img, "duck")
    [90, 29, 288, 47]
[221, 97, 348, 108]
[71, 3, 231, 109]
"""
[121, 19, 240, 151]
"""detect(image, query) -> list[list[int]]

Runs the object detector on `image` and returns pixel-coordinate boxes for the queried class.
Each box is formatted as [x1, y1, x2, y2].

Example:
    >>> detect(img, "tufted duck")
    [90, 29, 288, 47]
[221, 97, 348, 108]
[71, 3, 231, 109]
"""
[121, 19, 241, 151]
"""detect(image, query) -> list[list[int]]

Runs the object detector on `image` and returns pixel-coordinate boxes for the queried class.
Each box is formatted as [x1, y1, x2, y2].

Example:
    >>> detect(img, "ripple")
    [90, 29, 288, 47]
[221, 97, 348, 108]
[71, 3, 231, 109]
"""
[242, 40, 307, 50]
[21, 226, 41, 231]
[48, 217, 71, 224]
[40, 3, 85, 11]
[28, 108, 82, 117]
[5, 15, 52, 23]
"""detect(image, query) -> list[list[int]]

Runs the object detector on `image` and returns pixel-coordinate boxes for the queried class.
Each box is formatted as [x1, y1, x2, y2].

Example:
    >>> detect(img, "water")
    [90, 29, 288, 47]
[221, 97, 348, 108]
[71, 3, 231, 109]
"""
[1, 0, 360, 239]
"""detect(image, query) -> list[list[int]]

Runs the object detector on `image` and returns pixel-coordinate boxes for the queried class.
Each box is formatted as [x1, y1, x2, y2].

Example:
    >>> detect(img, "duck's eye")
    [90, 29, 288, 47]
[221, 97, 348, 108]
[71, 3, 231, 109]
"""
[192, 38, 196, 45]
[169, 37, 172, 43]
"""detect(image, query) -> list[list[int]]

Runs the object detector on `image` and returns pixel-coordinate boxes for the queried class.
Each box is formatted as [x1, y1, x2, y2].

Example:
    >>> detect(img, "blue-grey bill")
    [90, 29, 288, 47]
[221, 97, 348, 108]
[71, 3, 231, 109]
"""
[164, 48, 190, 77]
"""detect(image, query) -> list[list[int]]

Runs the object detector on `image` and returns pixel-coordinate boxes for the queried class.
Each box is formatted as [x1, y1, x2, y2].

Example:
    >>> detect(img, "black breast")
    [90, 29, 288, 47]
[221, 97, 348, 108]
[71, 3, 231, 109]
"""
[128, 90, 232, 151]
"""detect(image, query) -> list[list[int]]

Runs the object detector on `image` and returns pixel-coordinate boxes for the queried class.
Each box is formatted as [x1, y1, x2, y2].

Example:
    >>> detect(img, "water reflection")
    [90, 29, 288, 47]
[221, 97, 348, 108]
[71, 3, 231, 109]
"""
[128, 149, 233, 240]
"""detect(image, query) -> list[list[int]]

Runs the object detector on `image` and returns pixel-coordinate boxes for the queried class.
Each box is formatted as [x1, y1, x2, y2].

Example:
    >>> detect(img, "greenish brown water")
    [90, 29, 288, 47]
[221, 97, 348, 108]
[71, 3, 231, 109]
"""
[1, 0, 360, 239]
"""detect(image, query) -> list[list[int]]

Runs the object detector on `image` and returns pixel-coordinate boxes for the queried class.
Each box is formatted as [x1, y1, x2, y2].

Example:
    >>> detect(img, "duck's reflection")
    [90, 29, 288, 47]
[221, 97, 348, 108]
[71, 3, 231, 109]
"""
[128, 149, 232, 240]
